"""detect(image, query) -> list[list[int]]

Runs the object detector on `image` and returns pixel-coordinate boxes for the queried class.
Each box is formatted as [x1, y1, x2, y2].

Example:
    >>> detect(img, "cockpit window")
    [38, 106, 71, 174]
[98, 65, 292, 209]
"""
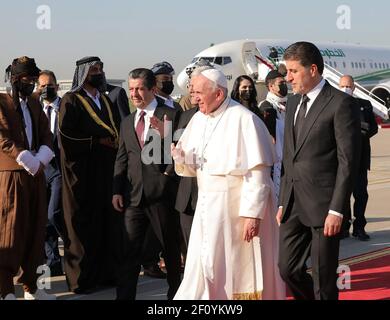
[223, 57, 232, 65]
[194, 56, 233, 66]
[214, 57, 223, 65]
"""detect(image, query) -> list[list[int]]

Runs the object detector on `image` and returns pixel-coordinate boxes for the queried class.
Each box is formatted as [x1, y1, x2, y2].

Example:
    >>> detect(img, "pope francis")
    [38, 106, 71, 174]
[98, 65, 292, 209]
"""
[171, 68, 285, 300]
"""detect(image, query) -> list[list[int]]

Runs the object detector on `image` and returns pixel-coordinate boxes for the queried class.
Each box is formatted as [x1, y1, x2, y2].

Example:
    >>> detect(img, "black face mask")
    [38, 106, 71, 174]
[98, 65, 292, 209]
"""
[239, 90, 253, 101]
[41, 86, 57, 102]
[160, 81, 174, 95]
[88, 73, 107, 91]
[278, 83, 288, 97]
[18, 82, 35, 97]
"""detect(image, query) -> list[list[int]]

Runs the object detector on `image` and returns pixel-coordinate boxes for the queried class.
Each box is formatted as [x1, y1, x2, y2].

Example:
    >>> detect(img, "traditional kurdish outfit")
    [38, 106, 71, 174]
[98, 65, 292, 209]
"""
[0, 93, 53, 297]
[174, 98, 285, 300]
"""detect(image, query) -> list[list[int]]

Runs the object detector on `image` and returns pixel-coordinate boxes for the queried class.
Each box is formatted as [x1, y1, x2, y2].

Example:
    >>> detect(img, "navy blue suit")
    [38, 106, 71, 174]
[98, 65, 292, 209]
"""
[43, 98, 64, 271]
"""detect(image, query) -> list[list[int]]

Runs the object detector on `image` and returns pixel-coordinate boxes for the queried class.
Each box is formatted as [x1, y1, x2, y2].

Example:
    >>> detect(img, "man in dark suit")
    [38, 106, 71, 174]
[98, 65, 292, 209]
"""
[139, 62, 183, 278]
[339, 75, 378, 241]
[151, 61, 182, 111]
[276, 42, 361, 300]
[37, 70, 64, 276]
[174, 106, 199, 255]
[112, 68, 181, 300]
[106, 83, 131, 121]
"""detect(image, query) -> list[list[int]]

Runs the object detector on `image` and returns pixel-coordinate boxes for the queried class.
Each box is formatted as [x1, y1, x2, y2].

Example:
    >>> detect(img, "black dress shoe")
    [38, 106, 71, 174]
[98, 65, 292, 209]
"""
[340, 229, 350, 239]
[352, 229, 370, 241]
[143, 265, 167, 279]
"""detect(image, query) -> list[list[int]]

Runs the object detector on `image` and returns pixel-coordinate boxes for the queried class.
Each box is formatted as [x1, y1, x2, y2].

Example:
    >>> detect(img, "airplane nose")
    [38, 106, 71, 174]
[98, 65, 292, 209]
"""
[177, 69, 190, 91]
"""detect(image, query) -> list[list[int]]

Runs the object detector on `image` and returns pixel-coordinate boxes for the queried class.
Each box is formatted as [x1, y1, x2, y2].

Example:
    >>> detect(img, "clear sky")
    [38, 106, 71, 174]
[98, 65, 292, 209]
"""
[0, 0, 389, 89]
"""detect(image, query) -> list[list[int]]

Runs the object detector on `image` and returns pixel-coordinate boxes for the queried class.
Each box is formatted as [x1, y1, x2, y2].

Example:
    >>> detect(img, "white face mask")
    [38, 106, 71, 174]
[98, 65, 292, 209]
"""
[341, 87, 353, 96]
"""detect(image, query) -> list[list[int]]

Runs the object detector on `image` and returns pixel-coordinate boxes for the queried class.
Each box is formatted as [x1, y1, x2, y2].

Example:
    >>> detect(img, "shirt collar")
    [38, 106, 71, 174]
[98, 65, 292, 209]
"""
[137, 98, 158, 117]
[19, 97, 28, 108]
[83, 88, 101, 101]
[44, 96, 60, 109]
[208, 97, 230, 118]
[304, 78, 326, 104]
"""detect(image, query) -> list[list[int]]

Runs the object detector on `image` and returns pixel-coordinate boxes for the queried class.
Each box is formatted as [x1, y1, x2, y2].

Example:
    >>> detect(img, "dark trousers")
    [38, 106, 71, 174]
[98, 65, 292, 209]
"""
[44, 164, 63, 268]
[141, 225, 162, 267]
[278, 200, 340, 300]
[342, 168, 369, 232]
[116, 202, 181, 300]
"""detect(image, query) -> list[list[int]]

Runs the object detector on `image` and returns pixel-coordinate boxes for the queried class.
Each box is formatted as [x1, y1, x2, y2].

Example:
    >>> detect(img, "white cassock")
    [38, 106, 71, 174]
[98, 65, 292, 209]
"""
[174, 98, 286, 300]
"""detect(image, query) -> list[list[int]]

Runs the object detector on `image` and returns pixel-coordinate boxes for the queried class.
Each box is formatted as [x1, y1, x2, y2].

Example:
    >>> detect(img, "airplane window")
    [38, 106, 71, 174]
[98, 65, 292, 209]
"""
[214, 57, 223, 65]
[198, 57, 214, 63]
[359, 63, 362, 68]
[374, 63, 378, 68]
[223, 57, 232, 65]
[351, 62, 354, 69]
[387, 63, 389, 69]
[334, 62, 338, 68]
[343, 62, 346, 68]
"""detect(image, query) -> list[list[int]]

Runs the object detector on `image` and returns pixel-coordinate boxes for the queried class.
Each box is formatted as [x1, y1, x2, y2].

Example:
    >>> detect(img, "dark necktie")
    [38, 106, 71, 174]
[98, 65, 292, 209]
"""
[45, 105, 52, 121]
[136, 111, 146, 147]
[294, 94, 310, 143]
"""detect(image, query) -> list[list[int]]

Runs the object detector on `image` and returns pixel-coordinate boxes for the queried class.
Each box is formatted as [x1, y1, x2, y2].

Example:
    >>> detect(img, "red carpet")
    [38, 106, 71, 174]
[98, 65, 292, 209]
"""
[339, 247, 390, 300]
[286, 247, 390, 300]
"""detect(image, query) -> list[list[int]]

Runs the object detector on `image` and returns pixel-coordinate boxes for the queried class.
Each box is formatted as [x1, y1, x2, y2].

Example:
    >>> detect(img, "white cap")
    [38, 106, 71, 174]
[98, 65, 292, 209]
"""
[200, 69, 228, 88]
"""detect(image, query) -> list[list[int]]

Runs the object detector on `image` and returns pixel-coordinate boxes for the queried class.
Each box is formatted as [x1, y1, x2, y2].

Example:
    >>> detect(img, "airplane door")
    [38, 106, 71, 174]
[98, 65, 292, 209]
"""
[242, 42, 260, 79]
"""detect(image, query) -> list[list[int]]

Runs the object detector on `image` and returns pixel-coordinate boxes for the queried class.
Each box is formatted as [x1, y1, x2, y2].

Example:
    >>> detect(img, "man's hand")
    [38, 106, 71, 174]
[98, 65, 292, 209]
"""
[242, 217, 261, 243]
[112, 194, 124, 212]
[276, 207, 283, 226]
[150, 115, 170, 138]
[171, 142, 185, 164]
[324, 214, 343, 237]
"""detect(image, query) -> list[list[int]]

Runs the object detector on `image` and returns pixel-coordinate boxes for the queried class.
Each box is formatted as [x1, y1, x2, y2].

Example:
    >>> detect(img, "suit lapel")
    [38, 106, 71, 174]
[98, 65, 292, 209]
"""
[129, 111, 142, 151]
[294, 82, 334, 157]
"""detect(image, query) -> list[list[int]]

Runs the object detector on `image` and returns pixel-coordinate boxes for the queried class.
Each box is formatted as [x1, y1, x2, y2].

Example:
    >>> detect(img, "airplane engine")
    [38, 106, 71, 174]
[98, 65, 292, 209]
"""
[371, 81, 390, 108]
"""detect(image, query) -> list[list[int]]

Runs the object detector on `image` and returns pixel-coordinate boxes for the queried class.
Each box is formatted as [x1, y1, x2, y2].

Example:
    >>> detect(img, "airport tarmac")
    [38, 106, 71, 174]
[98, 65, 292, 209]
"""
[12, 129, 390, 300]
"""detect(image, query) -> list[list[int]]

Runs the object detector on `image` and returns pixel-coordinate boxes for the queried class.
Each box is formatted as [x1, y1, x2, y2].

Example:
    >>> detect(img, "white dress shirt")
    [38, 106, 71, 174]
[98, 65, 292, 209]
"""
[43, 96, 60, 135]
[294, 78, 326, 124]
[134, 98, 158, 142]
[157, 95, 175, 109]
[84, 89, 102, 110]
[19, 98, 33, 150]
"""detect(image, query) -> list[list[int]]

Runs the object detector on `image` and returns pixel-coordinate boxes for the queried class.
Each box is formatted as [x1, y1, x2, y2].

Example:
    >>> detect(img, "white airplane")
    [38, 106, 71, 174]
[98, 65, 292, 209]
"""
[177, 39, 390, 119]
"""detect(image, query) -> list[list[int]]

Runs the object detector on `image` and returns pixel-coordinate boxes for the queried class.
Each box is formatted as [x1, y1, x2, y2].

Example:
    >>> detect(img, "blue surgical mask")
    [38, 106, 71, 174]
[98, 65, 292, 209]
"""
[341, 87, 353, 96]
